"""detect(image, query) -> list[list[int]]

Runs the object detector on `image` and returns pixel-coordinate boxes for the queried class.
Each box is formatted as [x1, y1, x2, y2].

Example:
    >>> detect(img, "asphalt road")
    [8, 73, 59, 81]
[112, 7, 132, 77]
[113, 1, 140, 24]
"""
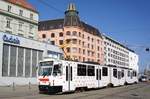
[0, 82, 150, 99]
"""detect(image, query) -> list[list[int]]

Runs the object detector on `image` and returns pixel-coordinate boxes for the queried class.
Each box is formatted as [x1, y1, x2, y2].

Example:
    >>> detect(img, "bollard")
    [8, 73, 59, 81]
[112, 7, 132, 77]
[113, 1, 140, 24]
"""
[12, 82, 15, 91]
[29, 82, 31, 90]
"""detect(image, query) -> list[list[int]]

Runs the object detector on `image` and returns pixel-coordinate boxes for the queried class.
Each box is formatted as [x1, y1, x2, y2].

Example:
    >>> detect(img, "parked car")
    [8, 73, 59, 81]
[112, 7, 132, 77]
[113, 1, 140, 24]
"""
[139, 75, 148, 82]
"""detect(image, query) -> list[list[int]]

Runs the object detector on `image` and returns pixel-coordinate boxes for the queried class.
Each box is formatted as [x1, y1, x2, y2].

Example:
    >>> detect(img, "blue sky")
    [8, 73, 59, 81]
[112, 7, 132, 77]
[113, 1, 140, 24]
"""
[28, 0, 150, 72]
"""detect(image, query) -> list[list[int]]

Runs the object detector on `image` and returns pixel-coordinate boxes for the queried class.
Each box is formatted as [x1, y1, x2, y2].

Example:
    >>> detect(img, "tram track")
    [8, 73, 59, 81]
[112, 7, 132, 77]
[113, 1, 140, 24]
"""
[71, 83, 148, 99]
[0, 82, 149, 99]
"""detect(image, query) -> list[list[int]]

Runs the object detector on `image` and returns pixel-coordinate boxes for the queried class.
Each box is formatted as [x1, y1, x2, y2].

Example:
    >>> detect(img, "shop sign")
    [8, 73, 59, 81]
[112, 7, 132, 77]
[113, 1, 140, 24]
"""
[3, 35, 20, 44]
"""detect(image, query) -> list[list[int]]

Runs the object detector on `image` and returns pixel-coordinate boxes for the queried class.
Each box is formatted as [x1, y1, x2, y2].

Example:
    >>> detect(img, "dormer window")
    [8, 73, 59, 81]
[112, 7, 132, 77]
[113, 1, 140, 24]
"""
[19, 10, 23, 16]
[8, 5, 11, 12]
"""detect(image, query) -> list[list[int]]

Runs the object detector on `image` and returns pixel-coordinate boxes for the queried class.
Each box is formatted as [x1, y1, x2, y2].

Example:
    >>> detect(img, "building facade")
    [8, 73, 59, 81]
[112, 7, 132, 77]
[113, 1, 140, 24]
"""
[0, 0, 38, 39]
[103, 35, 138, 71]
[129, 51, 139, 71]
[0, 32, 63, 86]
[0, 0, 63, 86]
[38, 4, 104, 64]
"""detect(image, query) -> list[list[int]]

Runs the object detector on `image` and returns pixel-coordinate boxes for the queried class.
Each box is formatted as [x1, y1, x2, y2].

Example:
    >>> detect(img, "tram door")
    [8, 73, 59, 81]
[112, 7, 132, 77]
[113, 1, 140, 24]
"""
[96, 69, 101, 87]
[65, 63, 73, 91]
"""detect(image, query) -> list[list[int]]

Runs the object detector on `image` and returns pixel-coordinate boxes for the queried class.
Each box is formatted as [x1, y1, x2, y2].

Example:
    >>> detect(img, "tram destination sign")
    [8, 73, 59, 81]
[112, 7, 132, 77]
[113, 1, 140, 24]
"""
[3, 34, 20, 44]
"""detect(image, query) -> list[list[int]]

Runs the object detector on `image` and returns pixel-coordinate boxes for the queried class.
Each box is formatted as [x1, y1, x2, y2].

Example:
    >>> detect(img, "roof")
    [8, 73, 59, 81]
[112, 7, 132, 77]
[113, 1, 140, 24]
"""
[38, 19, 102, 38]
[4, 0, 37, 12]
[38, 19, 64, 30]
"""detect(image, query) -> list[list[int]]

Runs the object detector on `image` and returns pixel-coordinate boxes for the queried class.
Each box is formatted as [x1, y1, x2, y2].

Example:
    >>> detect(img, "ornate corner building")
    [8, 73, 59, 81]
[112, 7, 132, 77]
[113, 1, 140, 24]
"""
[39, 3, 104, 64]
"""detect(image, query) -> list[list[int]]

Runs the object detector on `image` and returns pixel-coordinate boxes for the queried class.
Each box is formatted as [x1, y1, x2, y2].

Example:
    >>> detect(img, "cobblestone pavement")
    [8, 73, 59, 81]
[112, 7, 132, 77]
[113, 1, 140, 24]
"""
[0, 82, 150, 99]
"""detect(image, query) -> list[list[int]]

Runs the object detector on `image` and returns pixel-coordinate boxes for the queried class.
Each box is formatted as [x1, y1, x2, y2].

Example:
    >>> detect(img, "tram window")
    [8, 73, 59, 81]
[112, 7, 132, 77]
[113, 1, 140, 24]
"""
[87, 65, 95, 76]
[134, 71, 137, 76]
[113, 69, 117, 78]
[128, 70, 130, 77]
[131, 71, 133, 79]
[99, 69, 101, 80]
[66, 66, 68, 81]
[96, 69, 98, 80]
[53, 64, 62, 76]
[77, 64, 86, 76]
[71, 66, 72, 81]
[102, 67, 108, 76]
[121, 70, 124, 78]
[118, 71, 121, 79]
[133, 71, 137, 77]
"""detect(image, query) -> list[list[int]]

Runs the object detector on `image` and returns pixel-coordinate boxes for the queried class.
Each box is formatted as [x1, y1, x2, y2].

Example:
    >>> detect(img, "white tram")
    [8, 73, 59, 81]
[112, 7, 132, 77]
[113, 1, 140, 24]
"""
[38, 59, 138, 93]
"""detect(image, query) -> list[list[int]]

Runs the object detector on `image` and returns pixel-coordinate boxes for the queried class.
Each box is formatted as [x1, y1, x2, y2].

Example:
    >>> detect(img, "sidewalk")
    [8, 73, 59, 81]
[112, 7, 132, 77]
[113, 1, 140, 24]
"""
[0, 85, 39, 98]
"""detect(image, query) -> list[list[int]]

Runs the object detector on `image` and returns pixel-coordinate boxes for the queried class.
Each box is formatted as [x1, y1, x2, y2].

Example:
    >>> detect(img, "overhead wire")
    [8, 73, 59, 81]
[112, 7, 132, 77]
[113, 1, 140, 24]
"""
[37, 0, 64, 13]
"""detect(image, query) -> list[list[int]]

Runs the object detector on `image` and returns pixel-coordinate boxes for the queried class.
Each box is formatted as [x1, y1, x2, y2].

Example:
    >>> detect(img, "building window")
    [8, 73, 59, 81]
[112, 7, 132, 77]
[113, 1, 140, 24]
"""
[19, 10, 23, 16]
[18, 33, 24, 37]
[51, 33, 55, 38]
[79, 40, 81, 45]
[79, 32, 81, 37]
[97, 53, 100, 58]
[7, 5, 12, 12]
[72, 39, 77, 44]
[2, 44, 9, 76]
[88, 36, 90, 40]
[6, 19, 11, 28]
[97, 39, 100, 44]
[72, 31, 77, 36]
[29, 24, 34, 34]
[51, 41, 55, 45]
[42, 34, 46, 38]
[83, 49, 85, 55]
[66, 39, 71, 44]
[28, 36, 33, 39]
[77, 64, 86, 76]
[91, 45, 94, 49]
[88, 50, 90, 56]
[88, 43, 90, 48]
[30, 13, 33, 20]
[59, 32, 63, 37]
[102, 67, 108, 76]
[92, 52, 94, 56]
[66, 47, 70, 53]
[59, 40, 63, 45]
[10, 46, 17, 77]
[72, 47, 77, 53]
[18, 22, 23, 31]
[83, 57, 85, 61]
[82, 41, 85, 47]
[82, 34, 84, 38]
[92, 38, 94, 42]
[79, 48, 81, 53]
[97, 46, 100, 51]
[66, 31, 71, 35]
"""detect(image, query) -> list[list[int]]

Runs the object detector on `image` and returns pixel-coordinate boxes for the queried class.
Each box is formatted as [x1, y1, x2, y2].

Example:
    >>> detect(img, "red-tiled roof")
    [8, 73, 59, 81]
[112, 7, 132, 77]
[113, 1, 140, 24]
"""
[5, 0, 37, 12]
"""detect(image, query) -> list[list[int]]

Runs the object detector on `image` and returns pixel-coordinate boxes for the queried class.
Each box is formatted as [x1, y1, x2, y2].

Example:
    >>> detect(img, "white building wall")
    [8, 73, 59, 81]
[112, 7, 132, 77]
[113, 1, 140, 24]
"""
[129, 52, 139, 71]
[103, 36, 129, 68]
